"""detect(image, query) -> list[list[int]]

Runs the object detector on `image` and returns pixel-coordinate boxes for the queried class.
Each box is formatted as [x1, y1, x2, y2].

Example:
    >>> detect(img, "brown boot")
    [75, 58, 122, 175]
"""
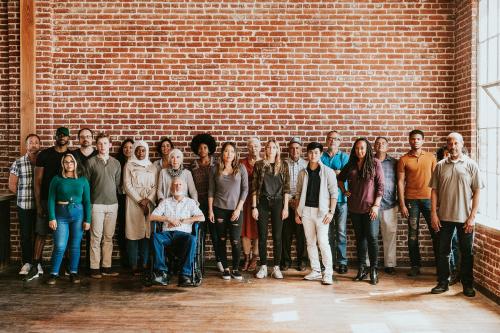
[242, 254, 250, 271]
[248, 255, 258, 272]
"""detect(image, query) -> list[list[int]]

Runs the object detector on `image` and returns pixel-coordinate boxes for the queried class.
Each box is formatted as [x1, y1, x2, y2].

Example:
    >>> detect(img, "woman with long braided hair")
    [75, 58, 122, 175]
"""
[338, 138, 384, 285]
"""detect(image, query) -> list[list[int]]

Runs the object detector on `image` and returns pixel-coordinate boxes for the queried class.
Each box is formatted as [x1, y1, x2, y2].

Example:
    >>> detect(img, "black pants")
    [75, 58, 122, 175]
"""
[437, 221, 474, 286]
[199, 202, 221, 262]
[257, 197, 283, 266]
[214, 206, 243, 270]
[281, 207, 307, 267]
[351, 212, 380, 268]
[17, 207, 36, 264]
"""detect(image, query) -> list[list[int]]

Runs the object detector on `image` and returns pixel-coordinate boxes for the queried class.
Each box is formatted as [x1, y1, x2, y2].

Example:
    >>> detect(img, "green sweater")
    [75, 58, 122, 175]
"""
[48, 175, 91, 223]
[86, 155, 121, 204]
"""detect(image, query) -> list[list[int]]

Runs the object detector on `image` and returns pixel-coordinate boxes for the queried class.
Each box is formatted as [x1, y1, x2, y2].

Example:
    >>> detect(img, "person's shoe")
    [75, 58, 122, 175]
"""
[322, 273, 334, 285]
[449, 270, 460, 286]
[248, 256, 258, 272]
[242, 255, 250, 271]
[431, 282, 449, 294]
[222, 270, 231, 280]
[407, 266, 421, 277]
[102, 267, 119, 277]
[69, 273, 81, 284]
[384, 267, 396, 275]
[131, 266, 142, 276]
[231, 270, 243, 281]
[216, 261, 224, 273]
[304, 270, 322, 281]
[90, 269, 102, 279]
[255, 265, 268, 279]
[46, 274, 58, 285]
[271, 266, 283, 279]
[153, 271, 169, 286]
[369, 267, 379, 285]
[24, 265, 40, 282]
[338, 264, 348, 274]
[19, 263, 32, 275]
[353, 266, 369, 281]
[297, 261, 307, 272]
[178, 275, 193, 287]
[37, 263, 44, 276]
[463, 285, 476, 297]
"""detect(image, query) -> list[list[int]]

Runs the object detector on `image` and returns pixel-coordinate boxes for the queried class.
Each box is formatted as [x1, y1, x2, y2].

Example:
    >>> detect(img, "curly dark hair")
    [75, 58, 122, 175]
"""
[344, 137, 376, 179]
[190, 133, 217, 156]
[156, 137, 174, 158]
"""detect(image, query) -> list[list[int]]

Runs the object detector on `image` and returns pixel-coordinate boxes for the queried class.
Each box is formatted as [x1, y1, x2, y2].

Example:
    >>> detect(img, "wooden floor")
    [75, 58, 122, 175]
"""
[0, 265, 498, 333]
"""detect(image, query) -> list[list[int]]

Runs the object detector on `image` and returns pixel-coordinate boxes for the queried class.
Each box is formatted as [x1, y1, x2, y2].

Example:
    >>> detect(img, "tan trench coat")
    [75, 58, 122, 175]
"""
[123, 161, 158, 240]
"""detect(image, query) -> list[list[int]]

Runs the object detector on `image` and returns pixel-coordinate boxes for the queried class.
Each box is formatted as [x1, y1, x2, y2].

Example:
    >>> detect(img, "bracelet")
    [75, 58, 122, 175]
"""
[372, 205, 380, 208]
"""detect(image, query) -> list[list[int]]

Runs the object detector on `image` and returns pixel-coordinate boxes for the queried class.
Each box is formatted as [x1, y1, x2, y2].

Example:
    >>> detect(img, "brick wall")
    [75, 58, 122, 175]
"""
[474, 224, 500, 301]
[0, 0, 495, 299]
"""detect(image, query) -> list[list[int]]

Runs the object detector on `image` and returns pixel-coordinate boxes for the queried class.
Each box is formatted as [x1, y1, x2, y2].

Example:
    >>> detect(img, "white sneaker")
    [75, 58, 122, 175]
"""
[304, 270, 322, 281]
[19, 263, 32, 275]
[37, 263, 44, 276]
[271, 266, 283, 279]
[255, 265, 268, 279]
[216, 261, 224, 273]
[322, 274, 333, 285]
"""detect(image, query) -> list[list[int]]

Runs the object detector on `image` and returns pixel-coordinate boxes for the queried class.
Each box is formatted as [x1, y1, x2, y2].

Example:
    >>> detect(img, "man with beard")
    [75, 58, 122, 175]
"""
[26, 127, 72, 281]
[72, 128, 97, 176]
[430, 132, 482, 297]
[320, 131, 349, 274]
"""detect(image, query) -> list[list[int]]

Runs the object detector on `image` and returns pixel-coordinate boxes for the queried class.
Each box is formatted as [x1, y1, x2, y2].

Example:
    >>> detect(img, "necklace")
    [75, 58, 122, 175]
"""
[167, 165, 184, 177]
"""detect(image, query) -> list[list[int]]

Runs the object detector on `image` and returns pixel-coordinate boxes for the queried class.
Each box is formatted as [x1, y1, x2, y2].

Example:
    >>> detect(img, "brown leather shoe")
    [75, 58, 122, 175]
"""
[247, 255, 258, 272]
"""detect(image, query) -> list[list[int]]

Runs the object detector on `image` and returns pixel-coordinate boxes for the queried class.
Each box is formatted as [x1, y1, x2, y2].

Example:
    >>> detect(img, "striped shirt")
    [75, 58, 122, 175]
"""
[286, 157, 307, 197]
[10, 154, 36, 209]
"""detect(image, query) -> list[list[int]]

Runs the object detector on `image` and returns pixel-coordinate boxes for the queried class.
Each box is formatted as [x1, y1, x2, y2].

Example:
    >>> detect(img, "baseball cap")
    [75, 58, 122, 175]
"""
[56, 127, 70, 137]
[289, 137, 302, 145]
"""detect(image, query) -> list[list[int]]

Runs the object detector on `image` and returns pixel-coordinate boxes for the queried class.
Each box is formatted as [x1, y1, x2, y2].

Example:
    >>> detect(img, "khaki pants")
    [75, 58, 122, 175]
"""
[379, 206, 398, 268]
[90, 204, 118, 269]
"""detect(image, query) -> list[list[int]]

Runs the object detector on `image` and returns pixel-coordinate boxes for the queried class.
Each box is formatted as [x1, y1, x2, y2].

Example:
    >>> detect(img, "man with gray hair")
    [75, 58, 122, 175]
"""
[429, 132, 483, 297]
[150, 177, 204, 287]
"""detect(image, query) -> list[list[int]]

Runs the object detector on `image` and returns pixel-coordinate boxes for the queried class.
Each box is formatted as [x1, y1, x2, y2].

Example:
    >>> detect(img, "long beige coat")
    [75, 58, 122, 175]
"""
[123, 161, 158, 240]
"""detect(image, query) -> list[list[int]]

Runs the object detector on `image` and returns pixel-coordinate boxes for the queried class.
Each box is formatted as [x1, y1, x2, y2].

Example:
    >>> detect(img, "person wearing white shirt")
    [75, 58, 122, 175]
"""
[149, 177, 204, 287]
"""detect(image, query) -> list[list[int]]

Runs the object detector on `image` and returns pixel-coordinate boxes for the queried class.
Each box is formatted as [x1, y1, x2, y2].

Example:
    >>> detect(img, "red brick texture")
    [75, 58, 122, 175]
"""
[0, 0, 497, 297]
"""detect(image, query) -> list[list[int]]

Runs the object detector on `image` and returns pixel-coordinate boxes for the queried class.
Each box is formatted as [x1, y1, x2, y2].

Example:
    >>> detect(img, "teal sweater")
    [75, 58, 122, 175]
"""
[48, 175, 91, 223]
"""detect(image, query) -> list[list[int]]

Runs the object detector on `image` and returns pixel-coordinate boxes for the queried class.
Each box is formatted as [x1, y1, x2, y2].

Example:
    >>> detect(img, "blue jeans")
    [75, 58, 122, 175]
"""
[350, 212, 380, 268]
[50, 204, 84, 275]
[406, 199, 438, 267]
[437, 221, 474, 286]
[449, 229, 460, 272]
[127, 238, 149, 268]
[17, 207, 36, 264]
[153, 230, 196, 277]
[328, 202, 348, 266]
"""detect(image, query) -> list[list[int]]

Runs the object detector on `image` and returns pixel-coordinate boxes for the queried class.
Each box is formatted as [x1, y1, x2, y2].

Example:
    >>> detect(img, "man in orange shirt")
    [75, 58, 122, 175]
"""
[397, 130, 437, 277]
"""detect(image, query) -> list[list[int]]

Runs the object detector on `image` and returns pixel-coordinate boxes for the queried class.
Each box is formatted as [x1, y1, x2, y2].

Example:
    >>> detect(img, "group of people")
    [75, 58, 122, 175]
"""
[8, 127, 482, 296]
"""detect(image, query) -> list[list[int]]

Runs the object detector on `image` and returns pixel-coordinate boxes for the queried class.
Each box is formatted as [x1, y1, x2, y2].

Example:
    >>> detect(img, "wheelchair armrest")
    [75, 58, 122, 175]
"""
[150, 220, 163, 233]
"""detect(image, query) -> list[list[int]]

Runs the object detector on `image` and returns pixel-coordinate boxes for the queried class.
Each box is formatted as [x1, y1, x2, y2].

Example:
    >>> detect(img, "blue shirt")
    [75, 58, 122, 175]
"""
[321, 151, 349, 203]
[379, 155, 398, 209]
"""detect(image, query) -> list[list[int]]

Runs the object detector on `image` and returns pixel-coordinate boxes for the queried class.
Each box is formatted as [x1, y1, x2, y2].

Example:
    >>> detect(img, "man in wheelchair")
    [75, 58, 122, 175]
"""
[149, 177, 204, 287]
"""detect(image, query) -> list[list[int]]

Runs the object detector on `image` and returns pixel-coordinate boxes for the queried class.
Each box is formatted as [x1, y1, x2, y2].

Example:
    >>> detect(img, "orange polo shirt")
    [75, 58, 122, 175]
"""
[397, 150, 436, 200]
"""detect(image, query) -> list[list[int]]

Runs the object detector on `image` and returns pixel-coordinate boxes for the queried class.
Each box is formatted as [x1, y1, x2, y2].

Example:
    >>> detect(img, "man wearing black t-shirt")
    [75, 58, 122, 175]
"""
[71, 128, 97, 177]
[26, 127, 72, 281]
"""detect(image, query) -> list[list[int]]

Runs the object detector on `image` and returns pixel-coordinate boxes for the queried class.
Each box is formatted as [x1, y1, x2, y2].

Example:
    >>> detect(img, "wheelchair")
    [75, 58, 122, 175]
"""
[144, 220, 205, 287]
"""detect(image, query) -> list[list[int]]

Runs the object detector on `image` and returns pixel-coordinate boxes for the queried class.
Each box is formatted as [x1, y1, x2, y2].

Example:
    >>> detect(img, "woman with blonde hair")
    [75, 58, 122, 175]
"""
[123, 141, 158, 274]
[46, 153, 91, 285]
[240, 137, 261, 271]
[252, 139, 290, 279]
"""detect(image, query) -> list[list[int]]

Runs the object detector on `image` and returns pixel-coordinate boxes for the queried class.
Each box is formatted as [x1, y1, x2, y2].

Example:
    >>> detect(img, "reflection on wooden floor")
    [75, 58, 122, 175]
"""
[0, 265, 499, 332]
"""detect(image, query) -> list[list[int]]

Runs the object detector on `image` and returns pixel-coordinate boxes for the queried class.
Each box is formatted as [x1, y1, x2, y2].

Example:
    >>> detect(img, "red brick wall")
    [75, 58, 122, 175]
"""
[474, 224, 500, 300]
[2, 1, 496, 299]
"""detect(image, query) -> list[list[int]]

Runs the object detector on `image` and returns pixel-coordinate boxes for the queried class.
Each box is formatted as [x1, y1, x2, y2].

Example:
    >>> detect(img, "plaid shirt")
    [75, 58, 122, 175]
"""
[10, 154, 36, 209]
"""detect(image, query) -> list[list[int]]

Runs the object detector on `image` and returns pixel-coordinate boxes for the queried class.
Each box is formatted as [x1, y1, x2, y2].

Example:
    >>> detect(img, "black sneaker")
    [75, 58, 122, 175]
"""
[407, 266, 421, 277]
[47, 274, 58, 285]
[231, 270, 243, 280]
[463, 286, 476, 297]
[102, 267, 119, 277]
[221, 270, 231, 280]
[338, 264, 348, 274]
[69, 273, 81, 284]
[24, 265, 40, 282]
[384, 267, 396, 275]
[153, 271, 169, 286]
[90, 269, 102, 279]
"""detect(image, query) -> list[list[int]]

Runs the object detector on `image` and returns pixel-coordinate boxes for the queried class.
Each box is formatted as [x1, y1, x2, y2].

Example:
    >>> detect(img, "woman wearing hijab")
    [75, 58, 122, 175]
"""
[157, 149, 198, 203]
[123, 141, 158, 274]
